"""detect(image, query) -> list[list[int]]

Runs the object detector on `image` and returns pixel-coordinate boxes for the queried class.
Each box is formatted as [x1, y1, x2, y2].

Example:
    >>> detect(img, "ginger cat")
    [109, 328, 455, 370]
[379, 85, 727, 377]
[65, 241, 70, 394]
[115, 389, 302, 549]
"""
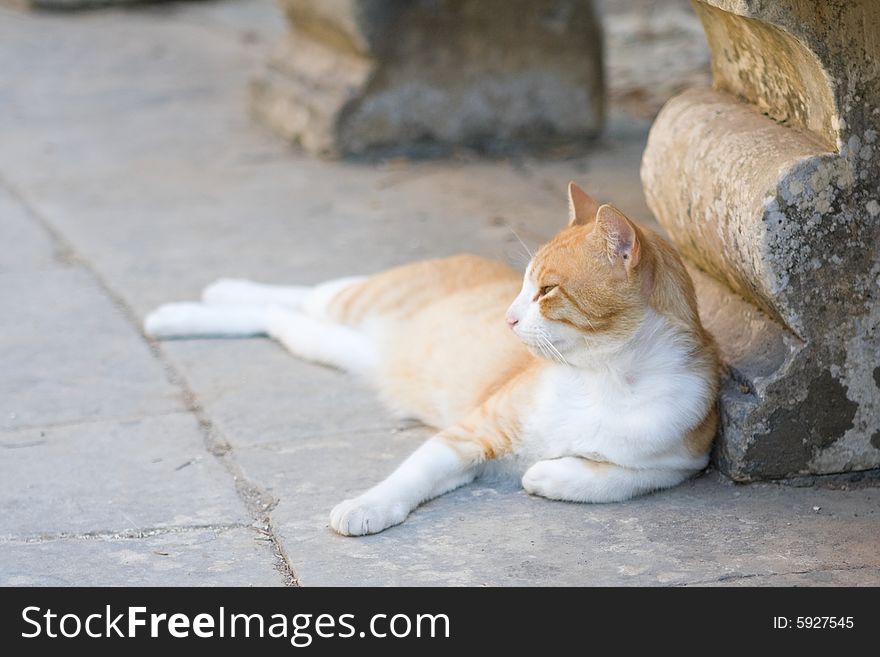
[145, 183, 720, 536]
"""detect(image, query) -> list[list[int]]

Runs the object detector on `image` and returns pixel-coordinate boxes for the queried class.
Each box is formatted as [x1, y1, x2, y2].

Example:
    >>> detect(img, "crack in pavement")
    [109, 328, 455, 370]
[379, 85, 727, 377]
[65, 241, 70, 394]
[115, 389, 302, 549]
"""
[0, 523, 254, 545]
[0, 409, 191, 436]
[674, 563, 879, 587]
[0, 175, 300, 586]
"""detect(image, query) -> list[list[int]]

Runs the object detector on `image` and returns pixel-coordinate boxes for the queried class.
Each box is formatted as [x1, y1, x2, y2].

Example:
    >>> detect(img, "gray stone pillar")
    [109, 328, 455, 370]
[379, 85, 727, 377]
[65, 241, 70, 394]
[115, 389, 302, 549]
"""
[251, 0, 605, 156]
[18, 0, 144, 6]
[641, 0, 880, 480]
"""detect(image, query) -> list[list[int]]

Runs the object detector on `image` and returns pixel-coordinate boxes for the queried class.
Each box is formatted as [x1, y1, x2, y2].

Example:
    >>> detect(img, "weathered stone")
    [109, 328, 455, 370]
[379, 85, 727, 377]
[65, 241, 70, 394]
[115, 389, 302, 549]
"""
[18, 0, 147, 8]
[241, 435, 880, 585]
[163, 339, 395, 449]
[0, 189, 61, 273]
[641, 0, 880, 480]
[0, 268, 184, 430]
[0, 414, 252, 537]
[0, 528, 284, 586]
[252, 0, 605, 156]
[598, 0, 711, 119]
[694, 567, 880, 587]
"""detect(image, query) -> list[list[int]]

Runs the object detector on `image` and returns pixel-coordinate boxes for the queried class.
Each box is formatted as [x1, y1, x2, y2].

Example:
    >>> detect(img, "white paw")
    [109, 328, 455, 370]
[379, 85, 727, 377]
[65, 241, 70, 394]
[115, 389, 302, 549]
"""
[202, 278, 259, 305]
[521, 460, 558, 498]
[329, 495, 408, 536]
[143, 302, 206, 338]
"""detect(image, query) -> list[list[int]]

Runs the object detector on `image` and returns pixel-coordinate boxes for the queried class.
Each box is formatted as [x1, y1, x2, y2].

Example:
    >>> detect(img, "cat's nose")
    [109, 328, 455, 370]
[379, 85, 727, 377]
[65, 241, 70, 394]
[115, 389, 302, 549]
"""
[506, 315, 519, 329]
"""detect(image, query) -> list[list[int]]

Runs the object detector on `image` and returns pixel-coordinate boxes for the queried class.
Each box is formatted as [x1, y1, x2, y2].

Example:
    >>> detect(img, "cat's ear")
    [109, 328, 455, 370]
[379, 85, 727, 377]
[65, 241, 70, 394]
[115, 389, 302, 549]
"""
[568, 182, 600, 227]
[595, 204, 640, 273]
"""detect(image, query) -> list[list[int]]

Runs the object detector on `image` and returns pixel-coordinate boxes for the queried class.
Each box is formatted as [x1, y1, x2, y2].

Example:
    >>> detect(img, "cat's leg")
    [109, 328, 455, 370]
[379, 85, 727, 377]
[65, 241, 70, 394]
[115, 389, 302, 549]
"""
[301, 276, 366, 320]
[521, 457, 693, 503]
[201, 276, 365, 313]
[145, 302, 377, 373]
[201, 279, 312, 308]
[265, 306, 375, 374]
[329, 422, 511, 536]
[144, 303, 270, 338]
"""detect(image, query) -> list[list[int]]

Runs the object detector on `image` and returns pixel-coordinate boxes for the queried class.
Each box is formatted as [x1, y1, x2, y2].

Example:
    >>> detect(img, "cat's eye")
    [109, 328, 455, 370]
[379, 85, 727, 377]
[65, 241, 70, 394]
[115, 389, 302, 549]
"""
[538, 285, 557, 298]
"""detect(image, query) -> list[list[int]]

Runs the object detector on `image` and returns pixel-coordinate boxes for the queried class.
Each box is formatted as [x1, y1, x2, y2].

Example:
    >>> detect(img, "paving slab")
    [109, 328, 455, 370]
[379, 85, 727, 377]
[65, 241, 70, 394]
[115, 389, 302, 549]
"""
[0, 7, 654, 321]
[695, 567, 880, 587]
[0, 268, 183, 430]
[0, 413, 252, 538]
[0, 527, 284, 586]
[162, 339, 394, 449]
[0, 189, 61, 273]
[235, 444, 879, 586]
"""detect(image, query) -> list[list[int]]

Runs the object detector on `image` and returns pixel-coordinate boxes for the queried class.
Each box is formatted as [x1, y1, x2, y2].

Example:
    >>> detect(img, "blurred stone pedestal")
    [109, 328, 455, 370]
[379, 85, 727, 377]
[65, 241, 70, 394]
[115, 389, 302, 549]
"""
[642, 0, 880, 480]
[16, 0, 145, 7]
[251, 0, 605, 156]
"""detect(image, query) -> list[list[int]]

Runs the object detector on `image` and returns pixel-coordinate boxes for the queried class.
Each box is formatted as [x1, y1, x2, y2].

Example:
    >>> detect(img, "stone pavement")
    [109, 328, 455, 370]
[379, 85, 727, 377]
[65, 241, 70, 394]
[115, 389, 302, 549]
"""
[0, 1, 877, 586]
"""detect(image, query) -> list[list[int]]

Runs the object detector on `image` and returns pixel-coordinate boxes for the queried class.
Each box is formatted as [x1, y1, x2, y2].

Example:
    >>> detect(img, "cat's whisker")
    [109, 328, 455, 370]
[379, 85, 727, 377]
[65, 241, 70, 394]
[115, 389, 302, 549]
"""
[535, 328, 561, 364]
[534, 337, 552, 362]
[536, 332, 568, 366]
[545, 339, 569, 366]
[534, 339, 547, 358]
[508, 250, 532, 270]
[507, 224, 534, 261]
[536, 336, 552, 362]
[549, 344, 568, 366]
[537, 335, 550, 358]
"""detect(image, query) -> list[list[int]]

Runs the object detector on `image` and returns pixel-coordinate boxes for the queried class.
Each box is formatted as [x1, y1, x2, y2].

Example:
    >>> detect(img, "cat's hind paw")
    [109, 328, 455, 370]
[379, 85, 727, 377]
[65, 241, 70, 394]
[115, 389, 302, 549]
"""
[144, 302, 268, 339]
[144, 303, 210, 338]
[329, 496, 408, 536]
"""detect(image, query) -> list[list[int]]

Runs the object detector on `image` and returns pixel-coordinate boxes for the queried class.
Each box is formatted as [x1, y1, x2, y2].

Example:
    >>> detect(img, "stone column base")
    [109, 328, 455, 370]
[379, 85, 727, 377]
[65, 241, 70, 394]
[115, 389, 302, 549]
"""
[642, 0, 880, 481]
[252, 0, 605, 157]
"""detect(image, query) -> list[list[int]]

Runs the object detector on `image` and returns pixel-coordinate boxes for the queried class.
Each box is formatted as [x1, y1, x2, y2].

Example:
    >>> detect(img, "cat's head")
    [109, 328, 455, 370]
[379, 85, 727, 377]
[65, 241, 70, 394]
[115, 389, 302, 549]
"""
[505, 182, 659, 366]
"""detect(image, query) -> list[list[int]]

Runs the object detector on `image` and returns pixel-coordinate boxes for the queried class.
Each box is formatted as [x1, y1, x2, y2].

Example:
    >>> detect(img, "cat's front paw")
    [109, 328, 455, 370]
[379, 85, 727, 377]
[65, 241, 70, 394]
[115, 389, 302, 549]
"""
[329, 495, 408, 536]
[522, 459, 572, 500]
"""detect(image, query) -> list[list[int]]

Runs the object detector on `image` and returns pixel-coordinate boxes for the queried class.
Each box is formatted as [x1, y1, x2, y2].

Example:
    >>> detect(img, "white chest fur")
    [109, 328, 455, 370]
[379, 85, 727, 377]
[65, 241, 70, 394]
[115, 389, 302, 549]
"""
[520, 313, 711, 471]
